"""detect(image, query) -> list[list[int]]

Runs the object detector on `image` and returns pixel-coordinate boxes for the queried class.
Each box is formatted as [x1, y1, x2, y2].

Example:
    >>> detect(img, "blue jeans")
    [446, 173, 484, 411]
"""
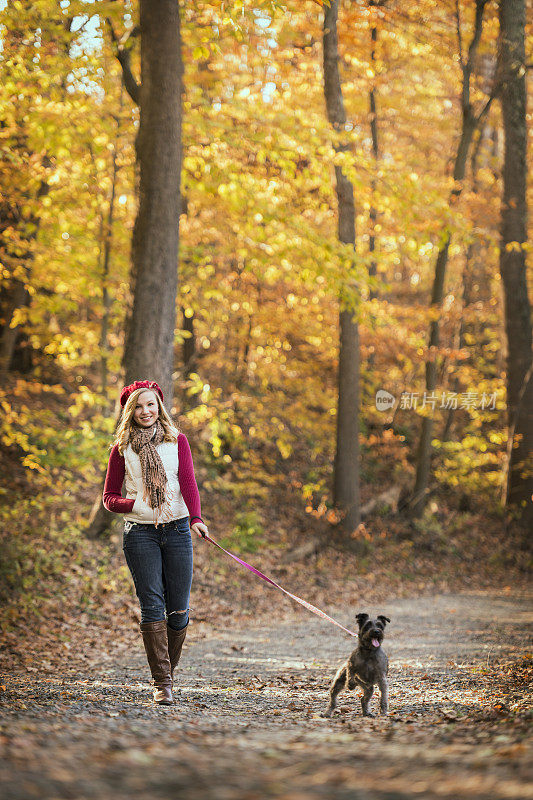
[122, 516, 193, 631]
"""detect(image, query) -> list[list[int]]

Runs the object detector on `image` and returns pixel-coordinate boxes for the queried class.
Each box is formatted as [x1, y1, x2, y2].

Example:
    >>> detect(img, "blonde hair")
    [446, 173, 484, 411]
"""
[113, 388, 180, 454]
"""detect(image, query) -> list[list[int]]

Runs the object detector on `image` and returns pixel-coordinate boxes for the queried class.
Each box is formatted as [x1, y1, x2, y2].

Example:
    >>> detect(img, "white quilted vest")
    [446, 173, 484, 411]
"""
[123, 441, 189, 524]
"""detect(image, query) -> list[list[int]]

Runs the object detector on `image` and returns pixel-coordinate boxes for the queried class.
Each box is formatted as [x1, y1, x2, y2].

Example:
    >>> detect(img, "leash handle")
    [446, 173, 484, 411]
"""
[202, 533, 357, 638]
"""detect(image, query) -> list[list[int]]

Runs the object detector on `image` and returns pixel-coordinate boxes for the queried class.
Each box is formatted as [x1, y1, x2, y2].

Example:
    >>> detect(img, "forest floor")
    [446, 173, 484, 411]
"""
[1, 590, 532, 800]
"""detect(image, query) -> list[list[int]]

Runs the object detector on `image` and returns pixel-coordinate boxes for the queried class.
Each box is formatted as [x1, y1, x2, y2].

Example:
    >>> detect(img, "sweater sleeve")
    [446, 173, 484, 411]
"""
[102, 445, 135, 514]
[178, 433, 203, 525]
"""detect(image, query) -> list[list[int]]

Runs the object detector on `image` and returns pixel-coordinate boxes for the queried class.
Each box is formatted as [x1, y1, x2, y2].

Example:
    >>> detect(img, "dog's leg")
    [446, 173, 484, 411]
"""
[377, 676, 389, 716]
[346, 662, 357, 691]
[321, 664, 347, 718]
[361, 684, 375, 717]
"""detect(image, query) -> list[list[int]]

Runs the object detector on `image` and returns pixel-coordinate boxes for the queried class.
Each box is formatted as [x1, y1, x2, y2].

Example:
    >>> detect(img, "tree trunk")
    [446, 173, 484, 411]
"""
[122, 0, 183, 405]
[99, 144, 118, 400]
[367, 11, 380, 373]
[0, 10, 66, 382]
[368, 11, 379, 302]
[498, 0, 533, 530]
[442, 241, 472, 442]
[323, 0, 361, 535]
[236, 312, 253, 390]
[443, 103, 494, 442]
[0, 187, 48, 383]
[182, 307, 196, 374]
[99, 88, 123, 400]
[0, 278, 29, 379]
[86, 0, 183, 539]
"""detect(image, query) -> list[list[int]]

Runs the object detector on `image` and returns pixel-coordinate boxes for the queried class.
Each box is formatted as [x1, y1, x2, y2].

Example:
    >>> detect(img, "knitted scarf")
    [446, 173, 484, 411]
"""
[129, 418, 167, 509]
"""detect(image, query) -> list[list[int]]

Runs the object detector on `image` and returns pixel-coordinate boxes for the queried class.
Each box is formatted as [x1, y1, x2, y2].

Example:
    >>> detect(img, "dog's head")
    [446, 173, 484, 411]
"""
[356, 613, 390, 649]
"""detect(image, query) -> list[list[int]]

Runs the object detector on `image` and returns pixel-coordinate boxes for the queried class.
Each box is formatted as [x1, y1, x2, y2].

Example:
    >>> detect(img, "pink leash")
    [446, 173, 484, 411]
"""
[202, 533, 357, 638]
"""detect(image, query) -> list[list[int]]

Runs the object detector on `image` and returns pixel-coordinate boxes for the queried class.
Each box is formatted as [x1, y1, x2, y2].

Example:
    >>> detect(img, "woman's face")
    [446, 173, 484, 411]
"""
[133, 390, 159, 427]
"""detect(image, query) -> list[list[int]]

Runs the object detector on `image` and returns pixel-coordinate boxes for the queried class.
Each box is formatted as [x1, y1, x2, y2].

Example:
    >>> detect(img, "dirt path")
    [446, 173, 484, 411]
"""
[1, 592, 532, 799]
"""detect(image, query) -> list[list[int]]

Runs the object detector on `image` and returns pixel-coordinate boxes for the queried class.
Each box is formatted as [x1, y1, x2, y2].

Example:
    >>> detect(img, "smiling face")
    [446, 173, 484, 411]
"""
[133, 390, 159, 428]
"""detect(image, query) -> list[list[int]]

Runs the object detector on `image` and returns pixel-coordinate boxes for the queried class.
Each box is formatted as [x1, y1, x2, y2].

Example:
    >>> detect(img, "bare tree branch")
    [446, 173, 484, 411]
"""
[461, 0, 489, 114]
[474, 83, 499, 126]
[106, 19, 141, 105]
[455, 0, 464, 70]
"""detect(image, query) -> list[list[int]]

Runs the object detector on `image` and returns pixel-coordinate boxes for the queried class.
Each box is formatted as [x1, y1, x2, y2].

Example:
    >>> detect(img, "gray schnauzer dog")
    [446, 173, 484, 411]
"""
[322, 613, 390, 718]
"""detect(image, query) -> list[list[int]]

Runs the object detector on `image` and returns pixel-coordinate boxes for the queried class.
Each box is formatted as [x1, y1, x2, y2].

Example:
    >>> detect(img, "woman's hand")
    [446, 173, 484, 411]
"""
[191, 521, 209, 539]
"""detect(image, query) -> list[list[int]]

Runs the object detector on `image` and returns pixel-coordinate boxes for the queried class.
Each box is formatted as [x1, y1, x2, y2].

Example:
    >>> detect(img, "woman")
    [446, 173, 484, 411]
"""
[102, 379, 208, 705]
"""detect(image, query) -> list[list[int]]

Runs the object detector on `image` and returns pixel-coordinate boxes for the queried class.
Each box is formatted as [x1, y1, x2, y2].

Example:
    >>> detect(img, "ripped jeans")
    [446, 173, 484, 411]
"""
[122, 516, 193, 631]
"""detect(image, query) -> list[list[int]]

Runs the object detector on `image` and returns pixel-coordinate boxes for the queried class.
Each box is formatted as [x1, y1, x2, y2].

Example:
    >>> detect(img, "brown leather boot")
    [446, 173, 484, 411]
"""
[140, 619, 173, 705]
[167, 622, 188, 686]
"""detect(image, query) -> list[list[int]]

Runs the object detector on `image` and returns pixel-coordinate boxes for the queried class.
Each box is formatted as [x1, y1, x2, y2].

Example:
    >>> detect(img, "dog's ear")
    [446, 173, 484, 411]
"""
[377, 615, 391, 625]
[356, 613, 369, 627]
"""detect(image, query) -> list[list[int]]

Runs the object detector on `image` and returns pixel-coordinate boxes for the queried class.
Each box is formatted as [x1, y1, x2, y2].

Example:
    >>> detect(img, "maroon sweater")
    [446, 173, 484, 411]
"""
[102, 432, 203, 525]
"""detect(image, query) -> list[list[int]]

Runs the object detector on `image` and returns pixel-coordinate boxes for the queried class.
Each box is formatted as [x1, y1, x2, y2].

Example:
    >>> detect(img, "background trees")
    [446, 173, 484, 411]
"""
[0, 0, 530, 579]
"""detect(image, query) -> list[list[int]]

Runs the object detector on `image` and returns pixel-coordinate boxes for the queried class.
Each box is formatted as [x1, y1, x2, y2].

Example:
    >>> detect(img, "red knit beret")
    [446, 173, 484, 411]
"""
[119, 380, 164, 408]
